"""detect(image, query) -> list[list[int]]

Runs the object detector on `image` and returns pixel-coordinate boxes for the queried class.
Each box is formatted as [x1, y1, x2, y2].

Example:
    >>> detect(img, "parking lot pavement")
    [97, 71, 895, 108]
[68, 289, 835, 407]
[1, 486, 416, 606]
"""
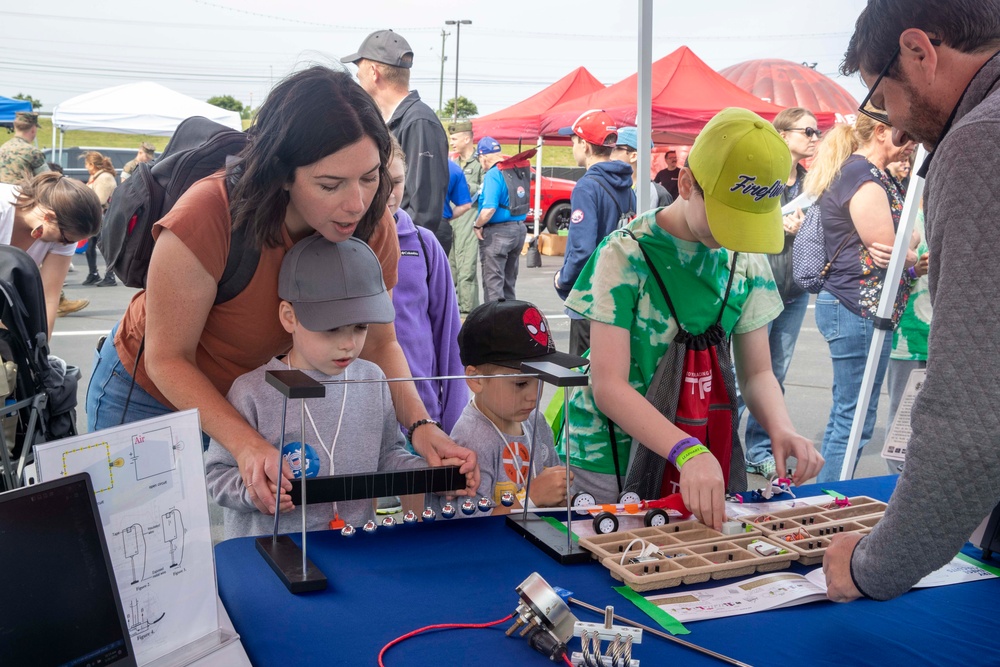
[51, 250, 894, 487]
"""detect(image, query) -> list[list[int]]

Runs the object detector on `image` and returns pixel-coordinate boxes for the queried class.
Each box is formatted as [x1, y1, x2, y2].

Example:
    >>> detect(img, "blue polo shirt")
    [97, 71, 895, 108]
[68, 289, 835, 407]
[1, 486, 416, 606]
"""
[442, 160, 472, 220]
[478, 165, 527, 223]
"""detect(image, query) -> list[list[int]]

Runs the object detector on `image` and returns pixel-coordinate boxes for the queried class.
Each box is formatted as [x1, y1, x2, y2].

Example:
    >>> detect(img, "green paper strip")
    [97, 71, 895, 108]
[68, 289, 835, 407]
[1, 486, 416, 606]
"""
[540, 515, 579, 541]
[614, 585, 690, 635]
[956, 552, 1000, 576]
[821, 488, 848, 500]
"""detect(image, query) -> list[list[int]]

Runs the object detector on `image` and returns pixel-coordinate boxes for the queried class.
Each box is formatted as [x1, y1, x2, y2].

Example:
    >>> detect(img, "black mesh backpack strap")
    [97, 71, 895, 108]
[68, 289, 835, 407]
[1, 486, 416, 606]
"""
[215, 161, 261, 306]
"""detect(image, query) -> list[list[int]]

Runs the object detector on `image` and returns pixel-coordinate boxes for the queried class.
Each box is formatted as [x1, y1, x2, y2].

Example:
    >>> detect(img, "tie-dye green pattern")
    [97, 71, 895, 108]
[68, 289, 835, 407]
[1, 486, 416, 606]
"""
[556, 210, 783, 474]
[891, 214, 931, 361]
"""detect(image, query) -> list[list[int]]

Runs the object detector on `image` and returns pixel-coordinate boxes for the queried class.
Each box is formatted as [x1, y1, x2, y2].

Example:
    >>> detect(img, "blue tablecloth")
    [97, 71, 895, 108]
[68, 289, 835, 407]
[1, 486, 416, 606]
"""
[215, 476, 1000, 666]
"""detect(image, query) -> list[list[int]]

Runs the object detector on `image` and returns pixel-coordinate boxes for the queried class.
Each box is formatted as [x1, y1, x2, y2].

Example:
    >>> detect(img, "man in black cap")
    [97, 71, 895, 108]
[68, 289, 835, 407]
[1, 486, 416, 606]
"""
[345, 30, 450, 252]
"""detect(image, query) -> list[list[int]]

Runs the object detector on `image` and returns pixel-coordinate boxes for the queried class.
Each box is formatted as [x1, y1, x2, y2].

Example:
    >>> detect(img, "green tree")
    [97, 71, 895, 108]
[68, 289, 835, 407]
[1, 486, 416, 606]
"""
[442, 96, 478, 119]
[12, 93, 42, 110]
[207, 95, 244, 114]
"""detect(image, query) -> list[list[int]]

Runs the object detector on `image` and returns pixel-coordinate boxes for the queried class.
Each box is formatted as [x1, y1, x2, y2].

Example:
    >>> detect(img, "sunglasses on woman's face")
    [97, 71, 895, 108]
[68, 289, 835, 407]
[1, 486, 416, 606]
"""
[787, 127, 822, 138]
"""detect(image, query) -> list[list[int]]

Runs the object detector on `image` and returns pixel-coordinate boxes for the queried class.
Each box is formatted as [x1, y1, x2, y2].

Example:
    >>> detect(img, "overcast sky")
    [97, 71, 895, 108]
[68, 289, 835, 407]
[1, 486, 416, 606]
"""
[2, 0, 871, 115]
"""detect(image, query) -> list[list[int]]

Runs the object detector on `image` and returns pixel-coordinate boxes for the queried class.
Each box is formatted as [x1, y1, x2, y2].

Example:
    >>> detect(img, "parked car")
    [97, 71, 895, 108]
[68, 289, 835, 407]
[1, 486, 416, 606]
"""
[42, 147, 158, 184]
[526, 169, 576, 234]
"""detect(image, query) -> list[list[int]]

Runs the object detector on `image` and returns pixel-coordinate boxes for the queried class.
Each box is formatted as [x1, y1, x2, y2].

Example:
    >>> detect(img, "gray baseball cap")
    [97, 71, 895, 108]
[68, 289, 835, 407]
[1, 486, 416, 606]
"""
[342, 29, 414, 68]
[278, 236, 395, 332]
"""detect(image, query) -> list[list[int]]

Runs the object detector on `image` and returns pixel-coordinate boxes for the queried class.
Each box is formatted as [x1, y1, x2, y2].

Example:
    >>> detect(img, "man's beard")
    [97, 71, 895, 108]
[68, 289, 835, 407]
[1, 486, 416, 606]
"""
[898, 77, 949, 150]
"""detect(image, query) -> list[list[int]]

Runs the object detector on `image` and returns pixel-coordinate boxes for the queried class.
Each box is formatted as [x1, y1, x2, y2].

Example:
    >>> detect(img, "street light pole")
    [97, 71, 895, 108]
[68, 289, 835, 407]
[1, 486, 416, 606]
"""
[444, 19, 471, 124]
[438, 30, 450, 114]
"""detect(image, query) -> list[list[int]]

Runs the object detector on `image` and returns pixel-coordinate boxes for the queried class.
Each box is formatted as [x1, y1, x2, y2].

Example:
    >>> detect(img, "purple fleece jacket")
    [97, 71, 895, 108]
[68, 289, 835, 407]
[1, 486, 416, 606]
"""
[392, 208, 467, 432]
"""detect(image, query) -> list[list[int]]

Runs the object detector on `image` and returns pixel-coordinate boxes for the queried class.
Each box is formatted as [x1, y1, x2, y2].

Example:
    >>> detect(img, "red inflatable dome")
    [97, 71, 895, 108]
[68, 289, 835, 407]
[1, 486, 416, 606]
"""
[719, 59, 859, 127]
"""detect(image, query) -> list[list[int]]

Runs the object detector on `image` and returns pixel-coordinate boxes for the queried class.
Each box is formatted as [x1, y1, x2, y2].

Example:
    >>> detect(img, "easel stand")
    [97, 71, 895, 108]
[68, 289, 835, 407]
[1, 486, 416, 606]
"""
[505, 361, 591, 564]
[256, 370, 466, 593]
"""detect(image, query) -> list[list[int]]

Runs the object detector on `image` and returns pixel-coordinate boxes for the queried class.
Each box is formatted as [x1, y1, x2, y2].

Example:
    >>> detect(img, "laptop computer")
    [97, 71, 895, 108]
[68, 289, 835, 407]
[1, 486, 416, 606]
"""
[0, 472, 137, 667]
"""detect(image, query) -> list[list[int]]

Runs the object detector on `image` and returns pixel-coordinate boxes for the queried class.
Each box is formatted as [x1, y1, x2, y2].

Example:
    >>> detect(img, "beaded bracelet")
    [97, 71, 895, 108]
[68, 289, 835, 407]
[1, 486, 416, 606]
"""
[675, 444, 711, 469]
[667, 437, 703, 467]
[408, 418, 442, 439]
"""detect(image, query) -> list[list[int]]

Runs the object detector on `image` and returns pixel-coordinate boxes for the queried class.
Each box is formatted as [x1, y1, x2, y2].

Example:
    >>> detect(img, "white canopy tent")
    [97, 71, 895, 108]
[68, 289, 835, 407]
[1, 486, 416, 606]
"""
[51, 81, 241, 157]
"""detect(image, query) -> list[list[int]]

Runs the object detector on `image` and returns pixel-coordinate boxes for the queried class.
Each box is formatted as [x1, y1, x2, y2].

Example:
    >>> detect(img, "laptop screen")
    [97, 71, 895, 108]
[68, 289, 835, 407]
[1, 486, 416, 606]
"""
[0, 473, 136, 667]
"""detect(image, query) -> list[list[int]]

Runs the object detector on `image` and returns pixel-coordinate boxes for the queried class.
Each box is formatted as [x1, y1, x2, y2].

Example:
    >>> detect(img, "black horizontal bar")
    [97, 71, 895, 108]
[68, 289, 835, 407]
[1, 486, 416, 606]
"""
[289, 466, 463, 505]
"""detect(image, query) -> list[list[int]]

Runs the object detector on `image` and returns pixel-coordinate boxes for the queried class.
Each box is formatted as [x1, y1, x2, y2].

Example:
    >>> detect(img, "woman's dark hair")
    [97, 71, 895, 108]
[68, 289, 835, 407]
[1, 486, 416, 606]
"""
[14, 172, 102, 239]
[229, 66, 393, 249]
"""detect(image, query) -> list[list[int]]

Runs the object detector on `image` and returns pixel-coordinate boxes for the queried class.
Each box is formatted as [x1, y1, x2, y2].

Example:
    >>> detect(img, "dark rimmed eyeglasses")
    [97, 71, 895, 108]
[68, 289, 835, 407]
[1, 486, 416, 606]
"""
[786, 127, 822, 138]
[858, 38, 942, 126]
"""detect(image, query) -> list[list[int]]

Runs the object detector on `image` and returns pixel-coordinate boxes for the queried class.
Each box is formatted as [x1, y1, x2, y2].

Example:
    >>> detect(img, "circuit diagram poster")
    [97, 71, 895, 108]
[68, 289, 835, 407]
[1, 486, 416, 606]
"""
[35, 410, 217, 666]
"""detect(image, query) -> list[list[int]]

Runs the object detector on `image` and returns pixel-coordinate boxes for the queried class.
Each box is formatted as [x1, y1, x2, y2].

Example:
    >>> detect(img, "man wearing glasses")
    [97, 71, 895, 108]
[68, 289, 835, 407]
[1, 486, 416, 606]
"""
[824, 0, 1000, 603]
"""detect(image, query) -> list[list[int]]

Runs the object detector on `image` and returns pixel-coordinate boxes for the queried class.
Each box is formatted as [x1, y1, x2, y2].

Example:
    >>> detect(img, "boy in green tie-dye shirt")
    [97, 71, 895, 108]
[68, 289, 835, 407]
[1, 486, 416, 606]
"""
[556, 109, 824, 530]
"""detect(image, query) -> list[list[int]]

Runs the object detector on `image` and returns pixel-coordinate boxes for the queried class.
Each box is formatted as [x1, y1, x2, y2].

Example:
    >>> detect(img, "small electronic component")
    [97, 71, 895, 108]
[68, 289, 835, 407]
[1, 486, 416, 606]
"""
[746, 540, 787, 557]
[362, 520, 378, 534]
[380, 516, 396, 529]
[461, 499, 477, 516]
[441, 503, 456, 519]
[340, 524, 355, 537]
[500, 491, 515, 507]
[627, 555, 661, 565]
[507, 573, 578, 662]
[570, 605, 642, 667]
[402, 510, 418, 524]
[421, 507, 436, 522]
[721, 521, 747, 535]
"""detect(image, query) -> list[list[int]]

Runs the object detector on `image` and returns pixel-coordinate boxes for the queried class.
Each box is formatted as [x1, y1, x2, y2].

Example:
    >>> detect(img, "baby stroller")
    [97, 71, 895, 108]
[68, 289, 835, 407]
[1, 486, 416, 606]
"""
[0, 245, 79, 490]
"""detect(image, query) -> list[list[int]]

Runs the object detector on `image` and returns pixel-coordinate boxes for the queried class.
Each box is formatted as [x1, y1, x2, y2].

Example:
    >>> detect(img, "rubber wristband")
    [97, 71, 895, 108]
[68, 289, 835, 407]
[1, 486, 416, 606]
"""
[675, 445, 711, 469]
[667, 437, 703, 467]
[907, 266, 918, 280]
[408, 418, 442, 439]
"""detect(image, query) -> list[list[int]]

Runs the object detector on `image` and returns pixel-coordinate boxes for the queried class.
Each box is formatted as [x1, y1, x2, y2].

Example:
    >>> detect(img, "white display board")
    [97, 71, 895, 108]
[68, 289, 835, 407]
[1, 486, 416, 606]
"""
[35, 410, 220, 666]
[881, 369, 927, 462]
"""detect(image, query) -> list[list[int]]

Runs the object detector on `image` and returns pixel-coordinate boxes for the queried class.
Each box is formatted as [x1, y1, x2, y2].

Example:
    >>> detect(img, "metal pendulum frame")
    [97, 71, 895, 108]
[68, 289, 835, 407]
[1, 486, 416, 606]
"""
[506, 361, 590, 564]
[254, 371, 328, 594]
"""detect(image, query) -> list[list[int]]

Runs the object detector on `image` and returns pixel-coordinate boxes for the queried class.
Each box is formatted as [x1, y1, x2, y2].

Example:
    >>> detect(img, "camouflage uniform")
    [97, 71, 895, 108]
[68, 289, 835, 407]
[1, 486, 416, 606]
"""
[0, 136, 49, 185]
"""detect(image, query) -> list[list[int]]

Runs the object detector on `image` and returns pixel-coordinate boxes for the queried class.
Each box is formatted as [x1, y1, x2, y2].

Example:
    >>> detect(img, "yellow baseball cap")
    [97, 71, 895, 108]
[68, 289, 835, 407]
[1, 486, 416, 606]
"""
[688, 108, 791, 254]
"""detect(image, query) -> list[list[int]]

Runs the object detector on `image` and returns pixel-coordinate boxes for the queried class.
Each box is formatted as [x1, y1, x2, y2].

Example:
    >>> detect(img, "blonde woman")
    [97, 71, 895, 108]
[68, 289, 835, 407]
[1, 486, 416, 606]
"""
[804, 112, 916, 482]
[83, 151, 117, 286]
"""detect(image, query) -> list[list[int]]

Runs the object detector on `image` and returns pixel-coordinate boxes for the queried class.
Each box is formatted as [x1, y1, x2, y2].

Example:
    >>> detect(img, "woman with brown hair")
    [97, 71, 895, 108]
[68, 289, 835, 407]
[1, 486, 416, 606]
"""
[0, 172, 102, 336]
[804, 111, 916, 482]
[83, 151, 117, 286]
[85, 66, 478, 514]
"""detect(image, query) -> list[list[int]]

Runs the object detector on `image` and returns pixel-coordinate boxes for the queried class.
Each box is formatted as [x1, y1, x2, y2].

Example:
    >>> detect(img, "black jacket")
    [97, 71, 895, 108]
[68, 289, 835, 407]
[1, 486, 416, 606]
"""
[387, 91, 450, 234]
[770, 163, 808, 302]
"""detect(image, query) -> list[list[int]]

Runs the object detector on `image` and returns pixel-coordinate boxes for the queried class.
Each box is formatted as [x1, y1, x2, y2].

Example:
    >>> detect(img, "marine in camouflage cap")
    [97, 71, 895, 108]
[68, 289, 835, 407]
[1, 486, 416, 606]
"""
[0, 111, 49, 184]
[14, 111, 41, 128]
[448, 119, 473, 134]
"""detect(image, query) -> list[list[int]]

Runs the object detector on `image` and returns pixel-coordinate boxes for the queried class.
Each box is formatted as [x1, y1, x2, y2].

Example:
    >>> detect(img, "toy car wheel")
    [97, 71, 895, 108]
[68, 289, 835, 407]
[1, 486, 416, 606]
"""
[644, 508, 670, 527]
[593, 511, 619, 535]
[618, 491, 642, 505]
[571, 492, 596, 516]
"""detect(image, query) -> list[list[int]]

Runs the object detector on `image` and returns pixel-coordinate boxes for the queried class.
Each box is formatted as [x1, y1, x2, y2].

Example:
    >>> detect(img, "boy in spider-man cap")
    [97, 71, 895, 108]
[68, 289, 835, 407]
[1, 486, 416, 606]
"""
[448, 299, 587, 514]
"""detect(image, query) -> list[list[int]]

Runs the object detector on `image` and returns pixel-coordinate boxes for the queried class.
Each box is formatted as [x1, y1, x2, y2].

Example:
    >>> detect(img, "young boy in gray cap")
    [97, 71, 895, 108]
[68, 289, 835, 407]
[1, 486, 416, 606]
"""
[205, 236, 432, 538]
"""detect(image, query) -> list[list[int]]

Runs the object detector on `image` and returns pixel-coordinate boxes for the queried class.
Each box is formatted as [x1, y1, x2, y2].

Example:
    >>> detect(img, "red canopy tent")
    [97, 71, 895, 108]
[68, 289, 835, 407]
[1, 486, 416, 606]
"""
[472, 66, 606, 143]
[720, 59, 859, 126]
[538, 46, 836, 145]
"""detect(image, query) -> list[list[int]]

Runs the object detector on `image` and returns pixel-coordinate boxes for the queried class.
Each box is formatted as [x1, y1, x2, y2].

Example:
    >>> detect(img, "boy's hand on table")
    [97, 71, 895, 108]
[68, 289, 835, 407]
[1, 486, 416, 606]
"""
[678, 453, 725, 531]
[411, 425, 480, 496]
[771, 429, 824, 485]
[529, 466, 573, 507]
